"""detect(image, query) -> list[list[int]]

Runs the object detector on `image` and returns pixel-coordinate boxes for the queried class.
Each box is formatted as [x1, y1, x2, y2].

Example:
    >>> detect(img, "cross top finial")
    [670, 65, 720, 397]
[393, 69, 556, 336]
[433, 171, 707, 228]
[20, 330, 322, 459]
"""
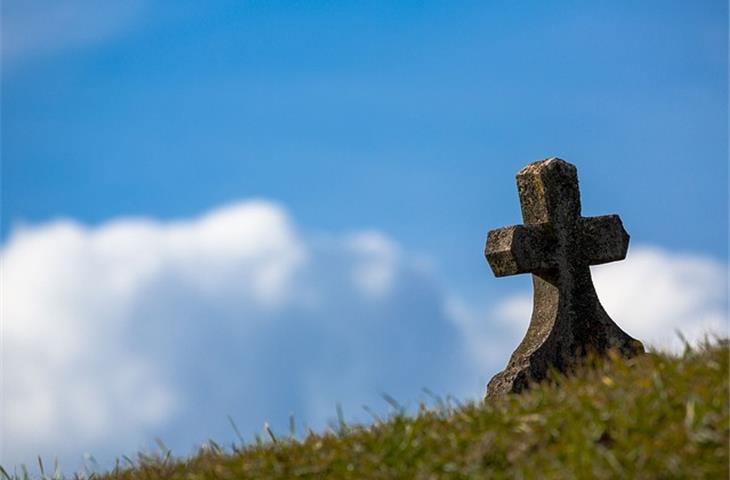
[517, 158, 581, 225]
[484, 158, 643, 398]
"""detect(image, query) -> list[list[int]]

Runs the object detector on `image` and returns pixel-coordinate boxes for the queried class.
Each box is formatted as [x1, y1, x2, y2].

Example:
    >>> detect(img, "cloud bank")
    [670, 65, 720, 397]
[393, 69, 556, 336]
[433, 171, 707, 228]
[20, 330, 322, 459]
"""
[1, 201, 468, 470]
[1, 200, 726, 471]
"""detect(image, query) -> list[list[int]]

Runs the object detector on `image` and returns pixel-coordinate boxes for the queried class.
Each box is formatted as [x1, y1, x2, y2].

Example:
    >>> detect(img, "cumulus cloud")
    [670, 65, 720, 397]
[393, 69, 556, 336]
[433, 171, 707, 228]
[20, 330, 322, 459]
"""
[1, 201, 301, 467]
[0, 201, 466, 471]
[593, 246, 727, 351]
[1, 201, 726, 472]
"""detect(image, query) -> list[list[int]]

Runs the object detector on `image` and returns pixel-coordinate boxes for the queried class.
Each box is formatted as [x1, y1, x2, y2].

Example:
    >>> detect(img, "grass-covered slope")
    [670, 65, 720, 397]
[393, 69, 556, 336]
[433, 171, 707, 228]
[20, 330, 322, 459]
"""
[91, 340, 728, 479]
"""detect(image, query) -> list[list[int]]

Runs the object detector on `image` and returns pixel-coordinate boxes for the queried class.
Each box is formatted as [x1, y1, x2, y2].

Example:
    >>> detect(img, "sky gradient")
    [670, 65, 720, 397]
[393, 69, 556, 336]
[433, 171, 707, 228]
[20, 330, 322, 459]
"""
[2, 0, 728, 474]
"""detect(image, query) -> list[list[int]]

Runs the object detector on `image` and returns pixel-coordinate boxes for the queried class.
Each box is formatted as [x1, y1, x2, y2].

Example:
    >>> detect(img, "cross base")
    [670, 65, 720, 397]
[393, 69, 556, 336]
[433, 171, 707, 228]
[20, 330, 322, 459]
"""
[485, 269, 644, 398]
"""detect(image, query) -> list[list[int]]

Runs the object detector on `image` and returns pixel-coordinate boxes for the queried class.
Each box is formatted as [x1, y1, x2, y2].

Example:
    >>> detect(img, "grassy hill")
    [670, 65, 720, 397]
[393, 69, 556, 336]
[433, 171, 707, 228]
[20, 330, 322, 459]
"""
[19, 339, 730, 479]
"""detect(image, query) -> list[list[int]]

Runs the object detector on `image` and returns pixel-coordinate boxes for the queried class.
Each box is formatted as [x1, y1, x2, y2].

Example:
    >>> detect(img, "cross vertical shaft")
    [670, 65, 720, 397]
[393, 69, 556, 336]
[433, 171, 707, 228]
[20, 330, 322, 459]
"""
[484, 158, 643, 398]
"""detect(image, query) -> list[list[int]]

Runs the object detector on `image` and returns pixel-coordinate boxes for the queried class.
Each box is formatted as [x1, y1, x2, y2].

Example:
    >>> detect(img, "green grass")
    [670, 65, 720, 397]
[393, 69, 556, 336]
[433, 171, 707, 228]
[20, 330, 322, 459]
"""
[8, 339, 729, 479]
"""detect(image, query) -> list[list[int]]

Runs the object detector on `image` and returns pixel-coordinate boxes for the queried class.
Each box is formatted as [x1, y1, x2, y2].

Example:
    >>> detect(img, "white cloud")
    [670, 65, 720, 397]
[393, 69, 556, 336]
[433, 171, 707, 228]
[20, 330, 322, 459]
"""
[1, 202, 725, 473]
[0, 201, 465, 472]
[0, 201, 307, 468]
[593, 246, 727, 351]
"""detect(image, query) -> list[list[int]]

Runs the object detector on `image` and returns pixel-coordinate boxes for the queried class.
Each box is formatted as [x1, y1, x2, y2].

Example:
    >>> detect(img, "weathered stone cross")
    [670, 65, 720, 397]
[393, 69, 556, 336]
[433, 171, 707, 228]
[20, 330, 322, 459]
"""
[485, 158, 643, 398]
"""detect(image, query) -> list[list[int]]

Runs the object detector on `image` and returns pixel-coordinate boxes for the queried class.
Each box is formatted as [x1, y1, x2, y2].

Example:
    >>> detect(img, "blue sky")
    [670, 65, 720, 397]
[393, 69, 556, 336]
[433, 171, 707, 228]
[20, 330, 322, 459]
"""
[2, 0, 728, 473]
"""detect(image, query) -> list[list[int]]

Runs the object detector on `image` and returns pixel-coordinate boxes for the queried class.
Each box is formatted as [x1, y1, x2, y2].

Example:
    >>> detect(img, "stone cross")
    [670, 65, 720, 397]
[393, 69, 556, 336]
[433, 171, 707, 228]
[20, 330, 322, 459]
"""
[484, 158, 643, 398]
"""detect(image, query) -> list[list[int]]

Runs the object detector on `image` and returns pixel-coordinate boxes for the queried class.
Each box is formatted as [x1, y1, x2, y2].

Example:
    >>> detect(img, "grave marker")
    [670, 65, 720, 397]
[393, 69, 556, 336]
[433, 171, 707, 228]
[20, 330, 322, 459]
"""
[485, 158, 644, 398]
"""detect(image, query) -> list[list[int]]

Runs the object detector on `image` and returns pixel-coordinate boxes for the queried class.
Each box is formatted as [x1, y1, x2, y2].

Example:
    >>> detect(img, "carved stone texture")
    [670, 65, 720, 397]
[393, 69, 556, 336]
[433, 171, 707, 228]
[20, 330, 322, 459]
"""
[484, 158, 644, 398]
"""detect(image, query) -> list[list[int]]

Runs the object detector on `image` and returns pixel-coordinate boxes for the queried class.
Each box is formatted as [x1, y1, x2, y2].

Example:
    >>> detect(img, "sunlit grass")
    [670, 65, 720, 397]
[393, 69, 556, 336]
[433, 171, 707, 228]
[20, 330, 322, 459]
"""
[5, 338, 728, 479]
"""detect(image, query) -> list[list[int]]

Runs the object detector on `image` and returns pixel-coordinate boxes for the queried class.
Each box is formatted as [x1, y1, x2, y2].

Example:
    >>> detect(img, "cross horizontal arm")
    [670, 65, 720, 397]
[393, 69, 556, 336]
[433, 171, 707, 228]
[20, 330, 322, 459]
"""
[485, 223, 557, 277]
[579, 215, 630, 266]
